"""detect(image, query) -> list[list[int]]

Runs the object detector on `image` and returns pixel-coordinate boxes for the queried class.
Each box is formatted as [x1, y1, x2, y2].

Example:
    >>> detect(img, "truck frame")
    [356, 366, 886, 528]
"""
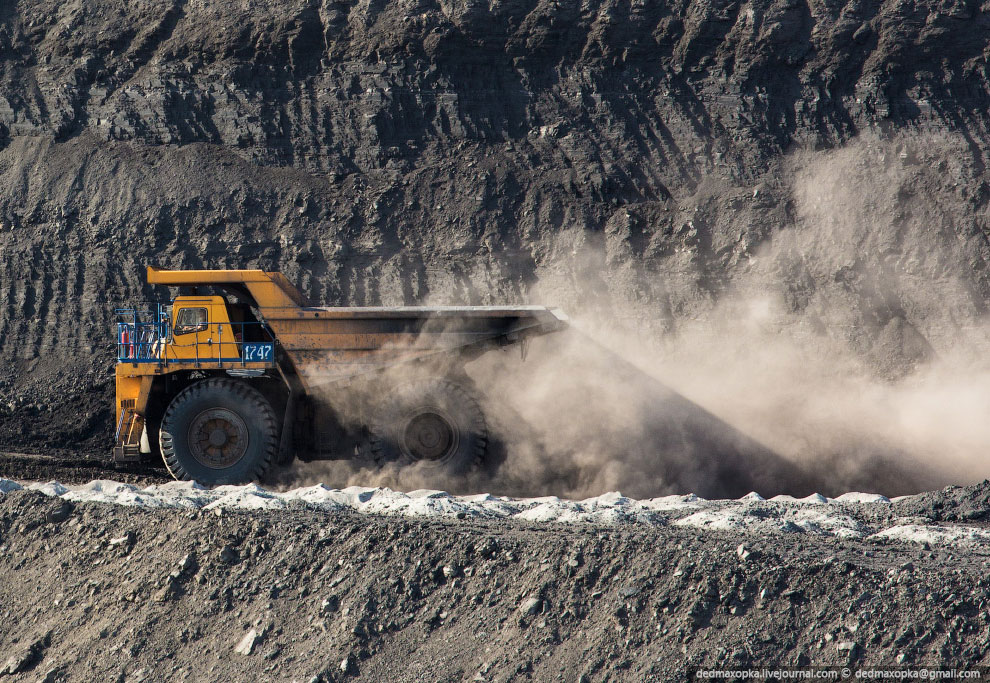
[114, 267, 567, 485]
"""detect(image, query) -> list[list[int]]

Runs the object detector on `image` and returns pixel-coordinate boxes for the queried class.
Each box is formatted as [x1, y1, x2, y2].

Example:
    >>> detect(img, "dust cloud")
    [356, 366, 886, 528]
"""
[648, 132, 990, 497]
[279, 132, 990, 499]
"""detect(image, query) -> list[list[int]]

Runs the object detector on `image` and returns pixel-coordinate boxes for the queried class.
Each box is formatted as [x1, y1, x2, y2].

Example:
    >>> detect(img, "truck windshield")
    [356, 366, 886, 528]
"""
[174, 307, 208, 335]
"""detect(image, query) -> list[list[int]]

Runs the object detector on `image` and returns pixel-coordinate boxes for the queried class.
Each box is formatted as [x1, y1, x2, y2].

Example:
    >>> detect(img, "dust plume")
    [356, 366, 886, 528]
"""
[279, 131, 990, 499]
[649, 131, 990, 496]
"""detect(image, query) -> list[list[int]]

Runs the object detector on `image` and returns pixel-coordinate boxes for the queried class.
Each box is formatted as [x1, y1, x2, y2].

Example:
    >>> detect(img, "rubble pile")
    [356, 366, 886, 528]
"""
[0, 480, 987, 680]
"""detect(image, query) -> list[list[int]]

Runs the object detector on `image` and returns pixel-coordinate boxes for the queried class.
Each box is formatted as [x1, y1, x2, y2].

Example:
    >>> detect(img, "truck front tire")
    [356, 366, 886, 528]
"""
[160, 378, 278, 485]
[368, 378, 488, 475]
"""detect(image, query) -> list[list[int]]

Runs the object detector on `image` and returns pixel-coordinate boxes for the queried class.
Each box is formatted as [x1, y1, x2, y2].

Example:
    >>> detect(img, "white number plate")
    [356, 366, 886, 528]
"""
[242, 342, 274, 362]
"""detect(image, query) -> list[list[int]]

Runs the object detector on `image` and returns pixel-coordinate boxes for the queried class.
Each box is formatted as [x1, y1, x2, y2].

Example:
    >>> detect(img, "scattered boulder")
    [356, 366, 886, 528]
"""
[44, 501, 73, 525]
[108, 531, 135, 547]
[234, 630, 260, 656]
[837, 641, 859, 656]
[0, 634, 47, 675]
[619, 585, 641, 598]
[519, 597, 542, 617]
[1, 651, 33, 676]
[219, 545, 239, 564]
[35, 666, 61, 683]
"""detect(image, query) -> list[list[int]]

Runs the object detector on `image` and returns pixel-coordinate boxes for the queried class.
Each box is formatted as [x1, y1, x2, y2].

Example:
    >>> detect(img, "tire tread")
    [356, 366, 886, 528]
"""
[160, 378, 278, 484]
[366, 378, 487, 472]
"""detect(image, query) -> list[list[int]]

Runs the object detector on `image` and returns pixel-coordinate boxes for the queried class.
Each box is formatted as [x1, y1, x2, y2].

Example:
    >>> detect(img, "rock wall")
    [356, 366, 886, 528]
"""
[0, 0, 989, 453]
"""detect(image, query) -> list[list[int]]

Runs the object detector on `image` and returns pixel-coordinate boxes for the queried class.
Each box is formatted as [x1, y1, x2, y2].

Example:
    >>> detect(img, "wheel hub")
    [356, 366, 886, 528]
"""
[208, 428, 228, 447]
[403, 411, 456, 462]
[188, 408, 249, 469]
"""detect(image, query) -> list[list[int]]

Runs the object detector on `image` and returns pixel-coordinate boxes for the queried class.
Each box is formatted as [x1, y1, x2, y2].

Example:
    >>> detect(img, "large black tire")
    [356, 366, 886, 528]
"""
[366, 378, 487, 475]
[159, 378, 278, 485]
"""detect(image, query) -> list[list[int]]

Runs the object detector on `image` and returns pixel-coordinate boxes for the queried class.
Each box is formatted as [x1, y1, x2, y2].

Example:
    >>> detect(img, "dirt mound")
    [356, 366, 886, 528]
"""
[894, 480, 990, 523]
[0, 487, 988, 681]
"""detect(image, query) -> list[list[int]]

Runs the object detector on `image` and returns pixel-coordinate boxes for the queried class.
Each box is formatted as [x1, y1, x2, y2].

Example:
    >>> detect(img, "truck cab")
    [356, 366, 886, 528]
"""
[117, 296, 275, 366]
[168, 296, 253, 364]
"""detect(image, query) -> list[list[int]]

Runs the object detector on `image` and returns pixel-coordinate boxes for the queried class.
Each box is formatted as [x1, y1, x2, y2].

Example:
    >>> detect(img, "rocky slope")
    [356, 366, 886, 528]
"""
[0, 0, 989, 492]
[1, 481, 990, 681]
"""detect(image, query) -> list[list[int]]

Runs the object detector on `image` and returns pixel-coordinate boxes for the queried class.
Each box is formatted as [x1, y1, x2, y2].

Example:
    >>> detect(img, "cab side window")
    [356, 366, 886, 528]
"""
[174, 307, 208, 335]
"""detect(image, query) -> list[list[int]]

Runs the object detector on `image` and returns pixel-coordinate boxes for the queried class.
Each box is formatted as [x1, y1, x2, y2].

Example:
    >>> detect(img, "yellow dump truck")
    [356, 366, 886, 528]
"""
[114, 267, 567, 485]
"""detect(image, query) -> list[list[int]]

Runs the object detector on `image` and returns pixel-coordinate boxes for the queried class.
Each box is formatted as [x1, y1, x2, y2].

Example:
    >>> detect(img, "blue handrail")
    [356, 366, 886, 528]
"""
[115, 306, 275, 366]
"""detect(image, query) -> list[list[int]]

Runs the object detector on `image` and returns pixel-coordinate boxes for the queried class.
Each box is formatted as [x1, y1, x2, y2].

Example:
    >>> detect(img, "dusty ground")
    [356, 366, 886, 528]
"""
[0, 452, 168, 487]
[0, 482, 989, 682]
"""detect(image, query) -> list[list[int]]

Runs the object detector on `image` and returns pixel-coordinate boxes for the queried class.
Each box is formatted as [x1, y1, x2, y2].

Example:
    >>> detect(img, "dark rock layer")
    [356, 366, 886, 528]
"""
[0, 0, 988, 469]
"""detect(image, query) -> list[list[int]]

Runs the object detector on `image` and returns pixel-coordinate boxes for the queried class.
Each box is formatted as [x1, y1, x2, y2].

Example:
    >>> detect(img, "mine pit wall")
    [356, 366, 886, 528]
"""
[0, 0, 989, 461]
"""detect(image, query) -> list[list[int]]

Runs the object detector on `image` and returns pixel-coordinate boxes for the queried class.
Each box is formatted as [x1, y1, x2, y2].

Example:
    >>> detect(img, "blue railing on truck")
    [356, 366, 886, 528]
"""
[116, 307, 275, 366]
[116, 306, 169, 363]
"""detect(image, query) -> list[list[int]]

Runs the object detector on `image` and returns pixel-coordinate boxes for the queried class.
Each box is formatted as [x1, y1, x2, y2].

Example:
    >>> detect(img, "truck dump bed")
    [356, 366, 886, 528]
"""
[267, 305, 566, 387]
[146, 267, 567, 388]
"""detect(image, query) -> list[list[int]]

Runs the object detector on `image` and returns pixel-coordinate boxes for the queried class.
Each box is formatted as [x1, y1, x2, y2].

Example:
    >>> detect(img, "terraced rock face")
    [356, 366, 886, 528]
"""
[0, 0, 989, 472]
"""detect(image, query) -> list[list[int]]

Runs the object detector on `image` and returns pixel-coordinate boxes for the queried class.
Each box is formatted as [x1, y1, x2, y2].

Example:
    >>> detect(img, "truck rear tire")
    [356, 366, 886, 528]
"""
[367, 378, 487, 475]
[159, 378, 278, 485]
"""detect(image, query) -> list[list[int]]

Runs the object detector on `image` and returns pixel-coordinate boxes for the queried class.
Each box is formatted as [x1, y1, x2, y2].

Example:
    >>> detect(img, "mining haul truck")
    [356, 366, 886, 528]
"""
[113, 267, 567, 485]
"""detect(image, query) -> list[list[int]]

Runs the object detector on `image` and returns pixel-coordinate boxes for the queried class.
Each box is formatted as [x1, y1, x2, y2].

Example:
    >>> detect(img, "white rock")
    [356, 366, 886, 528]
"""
[15, 477, 978, 549]
[870, 524, 990, 546]
[833, 492, 890, 504]
[234, 629, 259, 655]
[0, 479, 22, 494]
[519, 597, 542, 616]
